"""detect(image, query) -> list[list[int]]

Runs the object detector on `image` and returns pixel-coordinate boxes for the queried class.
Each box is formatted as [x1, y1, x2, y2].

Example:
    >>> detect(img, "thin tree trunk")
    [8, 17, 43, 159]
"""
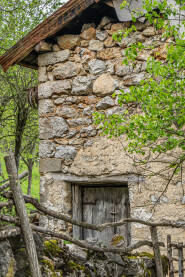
[4, 154, 41, 277]
[27, 161, 33, 196]
[14, 106, 29, 168]
[0, 160, 2, 176]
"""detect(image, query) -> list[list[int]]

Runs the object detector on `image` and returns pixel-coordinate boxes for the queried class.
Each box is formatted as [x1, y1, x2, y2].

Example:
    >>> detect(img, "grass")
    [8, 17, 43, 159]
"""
[0, 154, 40, 214]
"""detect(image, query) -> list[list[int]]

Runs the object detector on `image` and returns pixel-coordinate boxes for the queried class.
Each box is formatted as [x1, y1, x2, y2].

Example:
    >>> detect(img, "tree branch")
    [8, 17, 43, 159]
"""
[0, 214, 164, 254]
[3, 192, 185, 231]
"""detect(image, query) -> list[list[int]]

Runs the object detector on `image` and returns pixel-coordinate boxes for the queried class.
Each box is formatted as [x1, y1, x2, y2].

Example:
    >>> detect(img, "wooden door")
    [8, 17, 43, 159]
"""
[72, 185, 130, 246]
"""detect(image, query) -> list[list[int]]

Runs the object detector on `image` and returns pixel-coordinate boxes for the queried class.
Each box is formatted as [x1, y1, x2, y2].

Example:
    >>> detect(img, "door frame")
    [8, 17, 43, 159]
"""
[72, 183, 131, 246]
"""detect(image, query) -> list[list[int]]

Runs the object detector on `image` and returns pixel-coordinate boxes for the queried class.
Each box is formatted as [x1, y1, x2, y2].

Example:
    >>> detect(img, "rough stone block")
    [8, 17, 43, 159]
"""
[67, 129, 78, 139]
[38, 67, 47, 83]
[153, 43, 168, 60]
[72, 76, 92, 95]
[40, 158, 62, 172]
[142, 27, 156, 37]
[115, 63, 133, 76]
[109, 23, 124, 34]
[96, 96, 115, 110]
[53, 61, 80, 79]
[97, 48, 122, 60]
[88, 59, 106, 75]
[96, 30, 108, 41]
[134, 20, 149, 31]
[65, 96, 79, 104]
[67, 117, 92, 127]
[58, 107, 77, 118]
[98, 16, 112, 28]
[0, 241, 16, 277]
[76, 48, 96, 62]
[39, 140, 55, 158]
[39, 117, 68, 139]
[81, 23, 96, 32]
[105, 106, 125, 117]
[106, 61, 115, 74]
[135, 33, 145, 43]
[132, 62, 142, 73]
[38, 50, 70, 66]
[136, 51, 151, 61]
[55, 145, 77, 159]
[117, 37, 136, 48]
[38, 80, 71, 99]
[35, 41, 52, 52]
[54, 97, 66, 105]
[80, 126, 97, 137]
[124, 73, 145, 86]
[39, 99, 54, 115]
[83, 106, 94, 116]
[104, 36, 115, 47]
[93, 74, 118, 95]
[88, 40, 104, 51]
[80, 27, 96, 40]
[57, 34, 80, 49]
[85, 95, 97, 105]
[52, 44, 60, 52]
[47, 72, 54, 81]
[103, 23, 112, 30]
[80, 40, 89, 47]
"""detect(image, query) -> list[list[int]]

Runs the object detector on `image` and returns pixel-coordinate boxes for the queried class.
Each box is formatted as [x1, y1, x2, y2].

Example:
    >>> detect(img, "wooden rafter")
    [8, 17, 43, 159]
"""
[0, 0, 100, 72]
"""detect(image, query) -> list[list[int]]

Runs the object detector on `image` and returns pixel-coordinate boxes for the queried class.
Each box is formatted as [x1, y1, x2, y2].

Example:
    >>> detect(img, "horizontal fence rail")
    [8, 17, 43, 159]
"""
[1, 165, 185, 277]
[167, 234, 185, 277]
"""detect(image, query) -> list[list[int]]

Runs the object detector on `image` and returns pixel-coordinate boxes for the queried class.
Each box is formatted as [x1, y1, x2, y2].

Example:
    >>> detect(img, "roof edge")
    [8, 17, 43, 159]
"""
[0, 0, 99, 72]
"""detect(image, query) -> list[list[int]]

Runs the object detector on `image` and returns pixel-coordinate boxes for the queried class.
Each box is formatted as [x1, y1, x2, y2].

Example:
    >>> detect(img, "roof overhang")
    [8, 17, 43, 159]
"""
[0, 0, 101, 72]
[0, 0, 148, 72]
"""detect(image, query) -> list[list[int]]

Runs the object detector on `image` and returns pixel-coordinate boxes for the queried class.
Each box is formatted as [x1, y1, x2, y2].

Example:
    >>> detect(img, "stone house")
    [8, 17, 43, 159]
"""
[0, 0, 185, 248]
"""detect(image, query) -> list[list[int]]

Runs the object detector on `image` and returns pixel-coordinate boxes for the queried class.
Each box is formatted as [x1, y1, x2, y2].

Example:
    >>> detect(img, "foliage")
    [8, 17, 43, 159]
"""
[0, 0, 62, 53]
[95, 0, 185, 177]
[0, 0, 63, 193]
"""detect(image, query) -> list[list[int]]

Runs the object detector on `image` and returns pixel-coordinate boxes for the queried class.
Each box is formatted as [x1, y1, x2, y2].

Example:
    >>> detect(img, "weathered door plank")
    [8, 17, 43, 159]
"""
[82, 187, 115, 244]
[72, 184, 82, 239]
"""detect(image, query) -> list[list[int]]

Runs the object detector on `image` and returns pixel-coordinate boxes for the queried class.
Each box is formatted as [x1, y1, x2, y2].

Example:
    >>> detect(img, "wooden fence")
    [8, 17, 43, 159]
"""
[167, 234, 185, 277]
[1, 154, 185, 277]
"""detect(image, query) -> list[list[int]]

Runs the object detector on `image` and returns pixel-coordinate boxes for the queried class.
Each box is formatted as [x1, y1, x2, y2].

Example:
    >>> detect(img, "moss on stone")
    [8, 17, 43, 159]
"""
[42, 257, 55, 271]
[17, 247, 27, 253]
[42, 258, 64, 277]
[140, 260, 154, 277]
[50, 270, 63, 277]
[68, 260, 85, 271]
[44, 240, 61, 257]
[137, 252, 168, 276]
[6, 259, 15, 277]
[124, 252, 168, 277]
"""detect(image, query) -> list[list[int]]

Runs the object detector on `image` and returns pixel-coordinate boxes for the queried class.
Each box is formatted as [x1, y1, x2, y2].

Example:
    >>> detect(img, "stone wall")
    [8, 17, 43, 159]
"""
[38, 16, 185, 248]
[1, 236, 164, 277]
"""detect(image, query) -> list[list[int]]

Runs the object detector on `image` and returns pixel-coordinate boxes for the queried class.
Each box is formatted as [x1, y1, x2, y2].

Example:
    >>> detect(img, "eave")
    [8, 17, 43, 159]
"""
[0, 0, 100, 72]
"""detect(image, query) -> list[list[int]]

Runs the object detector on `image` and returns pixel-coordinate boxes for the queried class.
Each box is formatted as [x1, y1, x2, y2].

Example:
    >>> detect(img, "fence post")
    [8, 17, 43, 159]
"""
[167, 235, 175, 277]
[150, 226, 164, 277]
[178, 242, 184, 277]
[4, 154, 41, 277]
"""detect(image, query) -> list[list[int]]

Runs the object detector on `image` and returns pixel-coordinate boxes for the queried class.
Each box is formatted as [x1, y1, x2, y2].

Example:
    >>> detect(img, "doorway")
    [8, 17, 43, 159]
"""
[72, 184, 131, 246]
